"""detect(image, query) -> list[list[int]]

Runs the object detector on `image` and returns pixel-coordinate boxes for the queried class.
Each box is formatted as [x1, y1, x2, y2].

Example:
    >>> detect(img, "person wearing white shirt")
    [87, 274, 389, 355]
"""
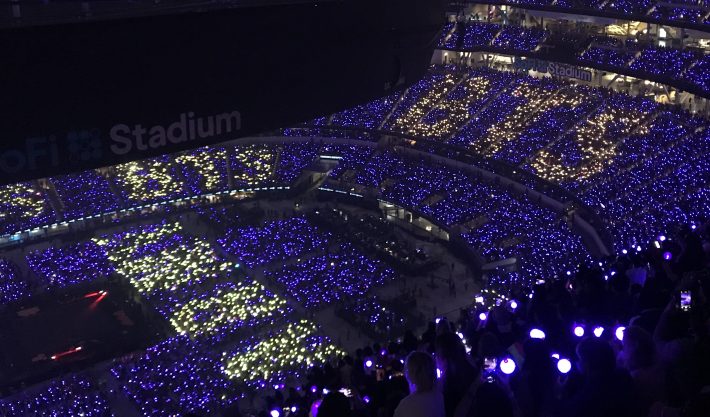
[394, 351, 446, 417]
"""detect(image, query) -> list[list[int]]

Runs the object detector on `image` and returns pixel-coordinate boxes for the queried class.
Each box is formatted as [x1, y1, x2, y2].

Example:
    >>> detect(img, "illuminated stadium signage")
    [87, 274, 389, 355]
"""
[0, 0, 444, 186]
[0, 110, 241, 176]
[109, 111, 241, 155]
[513, 58, 593, 82]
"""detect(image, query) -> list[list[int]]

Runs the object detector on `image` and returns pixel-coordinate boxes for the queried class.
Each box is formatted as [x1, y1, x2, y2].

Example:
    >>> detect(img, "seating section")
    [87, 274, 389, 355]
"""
[437, 21, 710, 95]
[263, 242, 396, 308]
[0, 376, 113, 417]
[174, 147, 230, 194]
[0, 66, 707, 417]
[26, 241, 114, 289]
[484, 0, 710, 25]
[112, 336, 238, 417]
[50, 170, 120, 219]
[0, 182, 55, 235]
[218, 217, 331, 268]
[222, 319, 344, 386]
[322, 66, 707, 253]
[0, 257, 28, 304]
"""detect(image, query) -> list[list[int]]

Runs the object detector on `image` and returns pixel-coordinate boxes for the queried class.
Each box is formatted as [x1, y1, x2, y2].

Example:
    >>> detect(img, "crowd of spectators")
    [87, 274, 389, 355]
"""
[326, 147, 591, 284]
[318, 66, 706, 256]
[175, 148, 230, 195]
[92, 221, 293, 345]
[218, 217, 332, 268]
[26, 241, 114, 289]
[438, 21, 547, 52]
[0, 257, 28, 305]
[109, 156, 189, 206]
[50, 170, 120, 220]
[264, 242, 397, 309]
[684, 53, 710, 93]
[437, 20, 710, 95]
[0, 47, 708, 417]
[307, 208, 432, 274]
[222, 319, 345, 388]
[239, 221, 710, 417]
[482, 0, 710, 25]
[0, 70, 701, 304]
[0, 182, 55, 236]
[579, 38, 637, 68]
[337, 297, 418, 342]
[0, 376, 113, 417]
[3, 214, 707, 417]
[629, 46, 699, 80]
[111, 335, 239, 417]
[168, 280, 290, 339]
[493, 24, 547, 51]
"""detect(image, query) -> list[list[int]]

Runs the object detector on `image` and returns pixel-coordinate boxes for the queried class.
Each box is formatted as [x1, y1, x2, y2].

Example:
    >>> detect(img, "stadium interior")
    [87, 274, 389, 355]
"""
[0, 1, 709, 417]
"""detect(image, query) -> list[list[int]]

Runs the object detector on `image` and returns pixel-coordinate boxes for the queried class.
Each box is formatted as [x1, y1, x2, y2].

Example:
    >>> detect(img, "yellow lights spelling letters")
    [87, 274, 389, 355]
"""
[170, 282, 287, 337]
[112, 159, 183, 202]
[175, 148, 227, 192]
[222, 320, 344, 382]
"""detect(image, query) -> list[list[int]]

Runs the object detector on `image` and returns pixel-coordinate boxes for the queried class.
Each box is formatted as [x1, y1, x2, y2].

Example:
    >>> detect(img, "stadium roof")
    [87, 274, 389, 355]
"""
[0, 0, 335, 28]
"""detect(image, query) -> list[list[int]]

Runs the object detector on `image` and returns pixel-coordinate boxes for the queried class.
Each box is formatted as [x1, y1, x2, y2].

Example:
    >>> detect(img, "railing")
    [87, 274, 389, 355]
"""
[435, 21, 710, 101]
[447, 1, 710, 32]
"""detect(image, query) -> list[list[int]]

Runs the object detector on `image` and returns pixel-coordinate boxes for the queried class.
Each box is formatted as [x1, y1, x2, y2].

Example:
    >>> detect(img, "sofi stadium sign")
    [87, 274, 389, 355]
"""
[0, 110, 241, 176]
[109, 110, 241, 155]
[513, 58, 593, 82]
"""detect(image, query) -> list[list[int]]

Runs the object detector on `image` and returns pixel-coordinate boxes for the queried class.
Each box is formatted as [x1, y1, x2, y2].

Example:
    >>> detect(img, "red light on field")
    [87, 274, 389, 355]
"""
[50, 346, 83, 361]
[84, 290, 107, 299]
[89, 291, 108, 309]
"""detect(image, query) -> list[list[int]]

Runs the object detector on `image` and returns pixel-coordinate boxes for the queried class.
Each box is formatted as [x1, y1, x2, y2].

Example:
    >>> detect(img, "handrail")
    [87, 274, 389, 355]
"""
[447, 1, 710, 33]
[436, 22, 710, 101]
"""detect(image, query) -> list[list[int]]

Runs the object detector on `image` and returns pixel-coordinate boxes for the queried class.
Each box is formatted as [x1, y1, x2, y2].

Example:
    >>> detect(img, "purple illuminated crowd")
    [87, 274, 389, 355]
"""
[1, 220, 708, 417]
[295, 66, 708, 256]
[437, 19, 710, 95]
[0, 45, 707, 417]
[470, 0, 710, 26]
[262, 222, 710, 417]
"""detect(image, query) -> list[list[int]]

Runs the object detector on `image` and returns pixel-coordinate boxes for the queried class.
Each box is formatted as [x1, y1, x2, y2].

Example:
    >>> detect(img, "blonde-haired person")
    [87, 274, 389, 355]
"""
[394, 351, 445, 417]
